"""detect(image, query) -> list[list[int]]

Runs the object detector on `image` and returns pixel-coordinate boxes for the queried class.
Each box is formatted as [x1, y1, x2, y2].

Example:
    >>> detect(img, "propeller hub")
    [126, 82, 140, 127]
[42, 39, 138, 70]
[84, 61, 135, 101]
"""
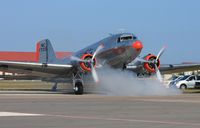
[80, 54, 96, 72]
[143, 54, 160, 73]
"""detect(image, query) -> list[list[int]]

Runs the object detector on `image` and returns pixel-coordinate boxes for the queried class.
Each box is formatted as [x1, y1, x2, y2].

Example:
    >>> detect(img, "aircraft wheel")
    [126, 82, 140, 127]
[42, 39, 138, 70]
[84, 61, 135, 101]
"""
[74, 81, 84, 95]
[180, 84, 187, 90]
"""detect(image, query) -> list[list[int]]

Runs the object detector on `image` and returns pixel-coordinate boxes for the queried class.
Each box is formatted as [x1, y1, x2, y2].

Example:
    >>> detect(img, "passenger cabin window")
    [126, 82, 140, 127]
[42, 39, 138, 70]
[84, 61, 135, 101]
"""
[117, 35, 137, 43]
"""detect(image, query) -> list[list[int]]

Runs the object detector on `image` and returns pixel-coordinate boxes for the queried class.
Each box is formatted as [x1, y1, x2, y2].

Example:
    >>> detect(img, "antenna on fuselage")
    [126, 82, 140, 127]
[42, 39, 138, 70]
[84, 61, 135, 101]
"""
[108, 33, 113, 36]
[118, 28, 126, 33]
[109, 29, 126, 36]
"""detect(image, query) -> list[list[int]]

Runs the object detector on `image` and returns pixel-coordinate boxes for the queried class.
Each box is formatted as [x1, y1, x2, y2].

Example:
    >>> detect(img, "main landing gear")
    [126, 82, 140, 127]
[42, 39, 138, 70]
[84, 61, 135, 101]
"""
[73, 73, 84, 95]
[74, 81, 83, 95]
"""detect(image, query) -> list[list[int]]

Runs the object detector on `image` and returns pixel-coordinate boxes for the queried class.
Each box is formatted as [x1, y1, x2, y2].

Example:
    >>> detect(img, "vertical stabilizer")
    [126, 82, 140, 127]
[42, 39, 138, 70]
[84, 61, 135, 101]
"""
[36, 39, 57, 63]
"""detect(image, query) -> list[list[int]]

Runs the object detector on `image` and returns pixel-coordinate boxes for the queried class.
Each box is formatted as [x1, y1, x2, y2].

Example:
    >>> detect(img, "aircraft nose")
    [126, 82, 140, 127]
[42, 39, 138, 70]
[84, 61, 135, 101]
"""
[132, 40, 143, 51]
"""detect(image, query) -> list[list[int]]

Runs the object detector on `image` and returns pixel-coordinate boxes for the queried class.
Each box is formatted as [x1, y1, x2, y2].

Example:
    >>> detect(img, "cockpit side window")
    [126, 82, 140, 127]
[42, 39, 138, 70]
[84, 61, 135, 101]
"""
[117, 37, 121, 43]
[133, 36, 137, 40]
[121, 36, 133, 41]
[117, 35, 137, 43]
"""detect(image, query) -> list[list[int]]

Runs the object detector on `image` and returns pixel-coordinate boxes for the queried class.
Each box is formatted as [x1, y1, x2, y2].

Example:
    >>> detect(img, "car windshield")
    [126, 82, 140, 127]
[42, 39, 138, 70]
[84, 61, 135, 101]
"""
[173, 76, 183, 82]
[176, 76, 184, 81]
[172, 76, 178, 80]
[168, 76, 177, 81]
[169, 76, 183, 81]
[179, 75, 190, 81]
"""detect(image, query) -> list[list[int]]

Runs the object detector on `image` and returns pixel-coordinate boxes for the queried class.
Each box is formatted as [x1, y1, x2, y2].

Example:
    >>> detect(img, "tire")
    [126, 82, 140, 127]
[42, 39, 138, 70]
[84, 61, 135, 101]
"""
[74, 82, 84, 95]
[180, 84, 187, 90]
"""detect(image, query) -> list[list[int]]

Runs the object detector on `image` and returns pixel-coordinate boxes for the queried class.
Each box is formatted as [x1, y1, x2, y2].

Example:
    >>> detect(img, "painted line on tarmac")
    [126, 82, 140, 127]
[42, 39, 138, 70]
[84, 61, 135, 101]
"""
[0, 112, 44, 117]
[1, 111, 200, 126]
[134, 99, 200, 103]
[46, 114, 200, 126]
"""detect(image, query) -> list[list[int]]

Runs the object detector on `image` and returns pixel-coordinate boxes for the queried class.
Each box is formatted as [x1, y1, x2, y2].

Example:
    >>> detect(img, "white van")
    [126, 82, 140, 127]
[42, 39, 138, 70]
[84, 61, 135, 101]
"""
[175, 75, 200, 89]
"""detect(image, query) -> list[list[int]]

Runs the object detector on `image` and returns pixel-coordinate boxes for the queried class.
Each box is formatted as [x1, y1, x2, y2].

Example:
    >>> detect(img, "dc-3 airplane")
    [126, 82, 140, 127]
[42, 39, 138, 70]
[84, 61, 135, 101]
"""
[0, 32, 200, 94]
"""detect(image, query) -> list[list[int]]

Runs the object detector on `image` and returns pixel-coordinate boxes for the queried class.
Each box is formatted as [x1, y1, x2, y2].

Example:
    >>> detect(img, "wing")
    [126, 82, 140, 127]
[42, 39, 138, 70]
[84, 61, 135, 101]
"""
[160, 63, 200, 74]
[0, 61, 73, 77]
[126, 62, 200, 74]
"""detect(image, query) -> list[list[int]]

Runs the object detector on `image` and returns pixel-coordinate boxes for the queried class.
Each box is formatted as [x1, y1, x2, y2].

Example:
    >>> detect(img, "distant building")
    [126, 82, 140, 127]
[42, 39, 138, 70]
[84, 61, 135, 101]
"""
[0, 51, 72, 62]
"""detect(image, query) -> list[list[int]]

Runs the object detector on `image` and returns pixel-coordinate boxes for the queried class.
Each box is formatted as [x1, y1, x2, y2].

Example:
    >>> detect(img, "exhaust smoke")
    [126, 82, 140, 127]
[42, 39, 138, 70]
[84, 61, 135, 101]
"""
[96, 67, 181, 96]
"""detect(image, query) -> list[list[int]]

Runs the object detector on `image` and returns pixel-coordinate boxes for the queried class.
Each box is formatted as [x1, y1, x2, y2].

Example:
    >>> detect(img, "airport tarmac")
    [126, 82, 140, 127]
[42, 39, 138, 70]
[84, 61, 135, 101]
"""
[0, 92, 200, 128]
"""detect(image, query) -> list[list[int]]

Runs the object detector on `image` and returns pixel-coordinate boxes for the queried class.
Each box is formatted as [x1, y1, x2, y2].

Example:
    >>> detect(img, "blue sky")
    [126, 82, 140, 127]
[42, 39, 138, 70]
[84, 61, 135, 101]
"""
[0, 0, 199, 63]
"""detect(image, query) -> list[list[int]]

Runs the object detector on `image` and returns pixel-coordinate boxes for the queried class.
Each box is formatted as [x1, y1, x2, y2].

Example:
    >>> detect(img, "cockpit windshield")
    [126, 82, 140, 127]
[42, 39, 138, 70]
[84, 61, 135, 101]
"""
[117, 35, 137, 42]
[121, 36, 133, 41]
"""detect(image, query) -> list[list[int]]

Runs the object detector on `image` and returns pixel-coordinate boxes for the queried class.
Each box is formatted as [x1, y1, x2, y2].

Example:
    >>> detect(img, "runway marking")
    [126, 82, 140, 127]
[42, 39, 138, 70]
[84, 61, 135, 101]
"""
[1, 111, 200, 126]
[0, 112, 44, 117]
[47, 114, 200, 126]
[134, 99, 200, 103]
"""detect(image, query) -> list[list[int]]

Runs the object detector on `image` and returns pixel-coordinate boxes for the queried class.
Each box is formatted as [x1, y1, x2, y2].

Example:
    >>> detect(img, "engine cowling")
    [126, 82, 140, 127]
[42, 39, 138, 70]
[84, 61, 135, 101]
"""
[80, 54, 96, 72]
[143, 54, 160, 73]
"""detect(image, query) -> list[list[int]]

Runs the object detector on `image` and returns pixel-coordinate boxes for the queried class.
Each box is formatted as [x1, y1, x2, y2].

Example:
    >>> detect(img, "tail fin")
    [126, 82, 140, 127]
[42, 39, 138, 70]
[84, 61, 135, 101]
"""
[36, 39, 57, 63]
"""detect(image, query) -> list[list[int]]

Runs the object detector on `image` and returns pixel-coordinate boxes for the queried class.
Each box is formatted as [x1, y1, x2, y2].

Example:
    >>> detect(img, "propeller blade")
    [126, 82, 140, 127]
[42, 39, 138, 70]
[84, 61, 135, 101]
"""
[155, 65, 163, 82]
[156, 46, 166, 61]
[92, 45, 104, 60]
[70, 56, 89, 63]
[91, 64, 99, 83]
[135, 57, 152, 63]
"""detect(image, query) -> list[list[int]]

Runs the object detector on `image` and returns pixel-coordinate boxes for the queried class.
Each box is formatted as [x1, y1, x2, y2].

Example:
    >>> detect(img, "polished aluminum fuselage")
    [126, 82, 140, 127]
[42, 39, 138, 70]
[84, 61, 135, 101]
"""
[73, 33, 142, 68]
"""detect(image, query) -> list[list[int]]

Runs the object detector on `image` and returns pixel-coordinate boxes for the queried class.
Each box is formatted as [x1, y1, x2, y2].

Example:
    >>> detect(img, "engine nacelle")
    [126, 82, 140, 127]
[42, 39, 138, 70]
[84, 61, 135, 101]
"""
[80, 54, 96, 72]
[143, 54, 160, 73]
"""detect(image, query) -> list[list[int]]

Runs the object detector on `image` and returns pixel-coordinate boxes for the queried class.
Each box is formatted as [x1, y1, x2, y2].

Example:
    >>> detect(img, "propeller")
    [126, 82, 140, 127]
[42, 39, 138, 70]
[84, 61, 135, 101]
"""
[137, 46, 166, 82]
[156, 46, 165, 62]
[91, 64, 99, 82]
[70, 45, 103, 83]
[154, 46, 166, 82]
[92, 45, 104, 60]
[90, 45, 104, 83]
[135, 57, 150, 63]
[155, 64, 163, 82]
[70, 56, 88, 63]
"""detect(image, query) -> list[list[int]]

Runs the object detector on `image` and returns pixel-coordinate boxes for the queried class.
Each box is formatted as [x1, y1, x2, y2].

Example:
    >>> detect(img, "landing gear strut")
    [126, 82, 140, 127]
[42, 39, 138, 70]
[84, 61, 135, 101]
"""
[73, 72, 84, 95]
